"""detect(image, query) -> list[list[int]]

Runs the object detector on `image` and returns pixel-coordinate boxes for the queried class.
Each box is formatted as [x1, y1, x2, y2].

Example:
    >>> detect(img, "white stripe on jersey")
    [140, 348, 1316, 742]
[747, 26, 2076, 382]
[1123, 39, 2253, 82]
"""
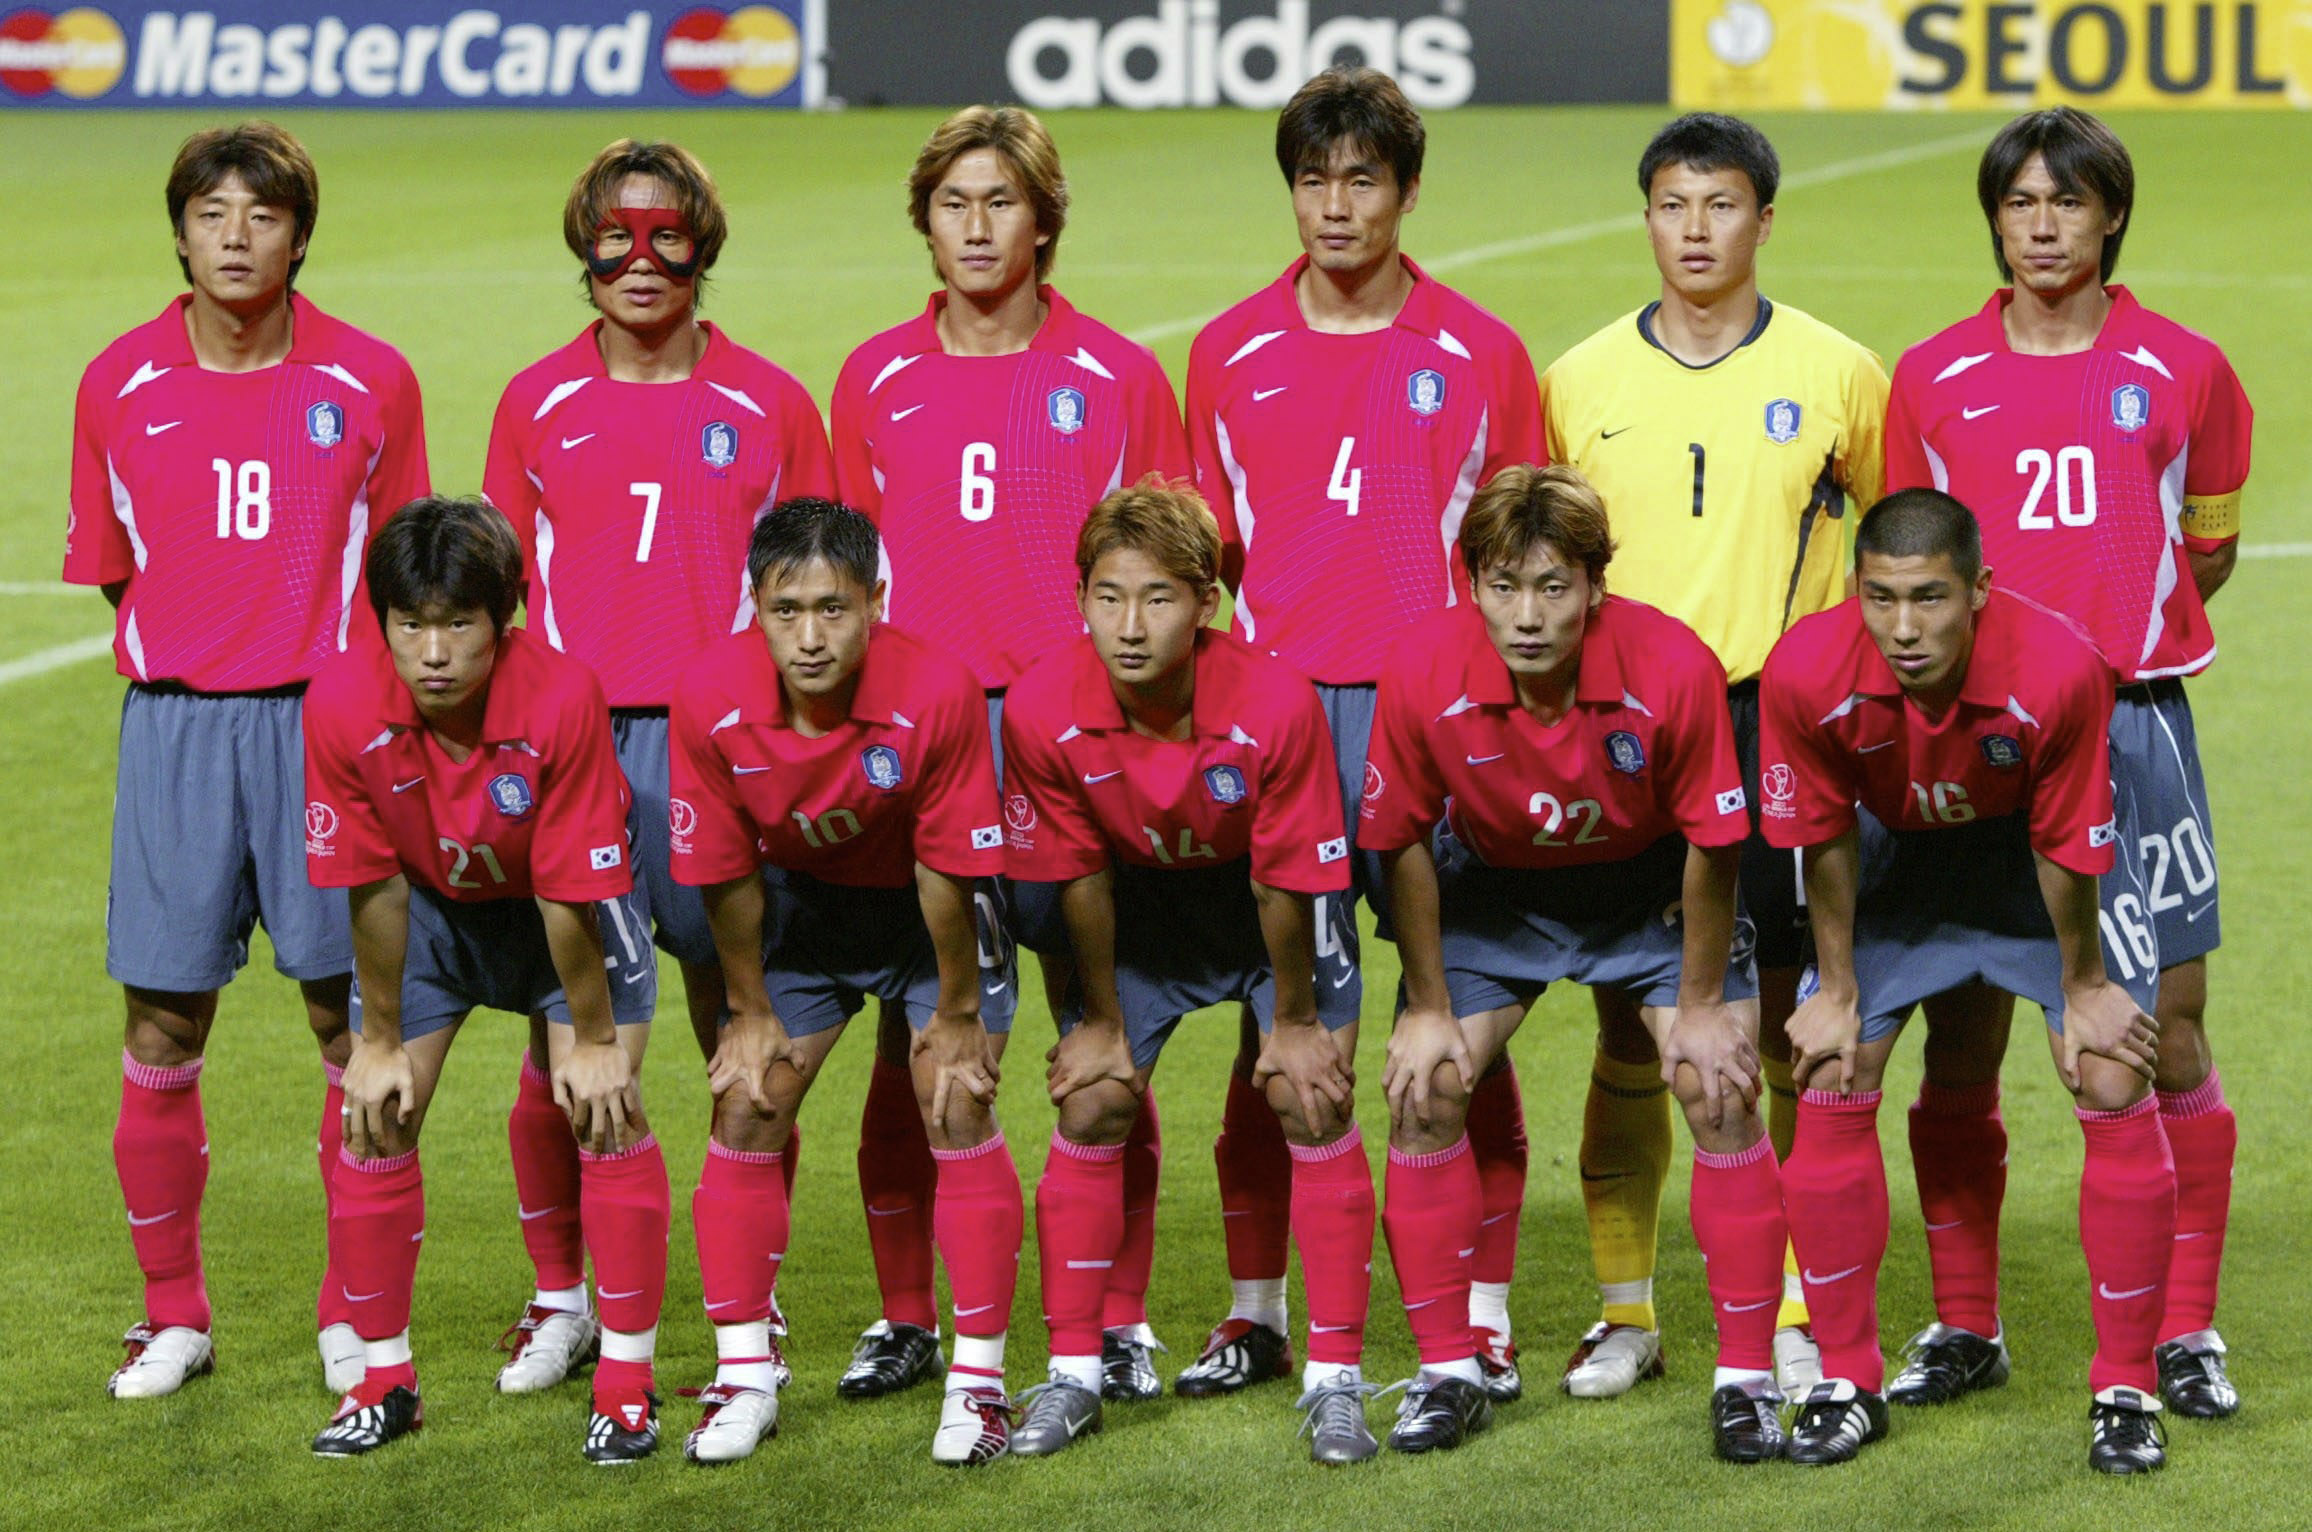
[1214, 414, 1256, 644]
[532, 509, 565, 650]
[336, 444, 379, 652]
[1436, 408, 1487, 610]
[532, 377, 591, 422]
[708, 381, 766, 418]
[2140, 443, 2189, 670]
[1223, 331, 1287, 369]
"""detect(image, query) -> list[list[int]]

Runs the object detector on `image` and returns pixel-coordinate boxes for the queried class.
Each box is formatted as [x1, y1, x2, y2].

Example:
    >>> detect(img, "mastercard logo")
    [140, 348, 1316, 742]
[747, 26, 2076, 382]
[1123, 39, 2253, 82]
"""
[0, 6, 125, 98]
[663, 5, 799, 98]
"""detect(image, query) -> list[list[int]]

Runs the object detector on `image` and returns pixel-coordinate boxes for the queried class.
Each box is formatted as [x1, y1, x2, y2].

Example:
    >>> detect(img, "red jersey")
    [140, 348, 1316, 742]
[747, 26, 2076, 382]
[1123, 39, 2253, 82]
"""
[830, 288, 1191, 692]
[1000, 629, 1349, 894]
[1758, 591, 2116, 876]
[65, 294, 429, 691]
[668, 624, 1004, 890]
[1886, 288, 2252, 682]
[482, 323, 835, 707]
[303, 627, 634, 903]
[1360, 598, 1747, 869]
[1185, 257, 1545, 685]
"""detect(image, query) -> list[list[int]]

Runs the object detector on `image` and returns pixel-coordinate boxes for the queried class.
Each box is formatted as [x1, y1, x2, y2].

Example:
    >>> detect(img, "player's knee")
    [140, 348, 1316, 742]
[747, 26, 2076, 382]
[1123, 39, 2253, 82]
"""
[1055, 1078, 1138, 1146]
[1388, 1069, 1470, 1155]
[1264, 1073, 1355, 1147]
[2071, 1053, 2152, 1115]
[123, 987, 211, 1065]
[712, 1089, 793, 1154]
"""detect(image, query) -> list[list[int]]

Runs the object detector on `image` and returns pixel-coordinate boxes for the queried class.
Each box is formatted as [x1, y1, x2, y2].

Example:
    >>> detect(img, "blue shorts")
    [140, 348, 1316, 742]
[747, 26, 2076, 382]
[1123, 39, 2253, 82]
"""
[1848, 808, 2159, 1043]
[2106, 680, 2220, 981]
[1727, 681, 1806, 971]
[612, 710, 716, 967]
[755, 868, 1016, 1039]
[1313, 682, 1376, 1004]
[107, 684, 352, 991]
[1025, 858, 1359, 1072]
[349, 884, 659, 1042]
[1434, 830, 1759, 1017]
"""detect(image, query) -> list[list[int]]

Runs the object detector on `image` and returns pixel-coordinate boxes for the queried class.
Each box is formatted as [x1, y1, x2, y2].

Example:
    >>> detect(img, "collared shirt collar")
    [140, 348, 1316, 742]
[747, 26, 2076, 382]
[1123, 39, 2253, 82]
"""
[1456, 597, 1629, 710]
[1069, 629, 1239, 739]
[904, 285, 1080, 356]
[1256, 254, 1442, 337]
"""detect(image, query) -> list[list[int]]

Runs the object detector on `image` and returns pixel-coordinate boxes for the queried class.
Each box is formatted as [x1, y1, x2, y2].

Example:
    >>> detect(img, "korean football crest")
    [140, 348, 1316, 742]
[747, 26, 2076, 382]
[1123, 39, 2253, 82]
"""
[307, 400, 344, 448]
[1407, 369, 1446, 416]
[860, 744, 905, 791]
[1204, 764, 1248, 805]
[1763, 398, 1801, 445]
[1979, 734, 2024, 770]
[1048, 387, 1086, 436]
[488, 773, 535, 819]
[702, 420, 739, 468]
[1605, 730, 1647, 775]
[2111, 384, 2150, 433]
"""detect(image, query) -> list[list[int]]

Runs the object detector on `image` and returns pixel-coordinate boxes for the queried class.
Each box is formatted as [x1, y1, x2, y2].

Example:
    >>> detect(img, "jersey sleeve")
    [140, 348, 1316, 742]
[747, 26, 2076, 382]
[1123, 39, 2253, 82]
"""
[667, 669, 763, 887]
[829, 349, 881, 519]
[1249, 679, 1351, 894]
[1123, 348, 1193, 485]
[911, 669, 1005, 879]
[529, 670, 636, 901]
[2026, 649, 2118, 875]
[999, 694, 1109, 883]
[2180, 349, 2252, 550]
[776, 376, 838, 504]
[1355, 647, 1450, 853]
[62, 360, 133, 585]
[1658, 637, 1749, 848]
[481, 381, 541, 574]
[301, 683, 401, 889]
[1839, 347, 1891, 516]
[1182, 330, 1243, 589]
[1479, 327, 1547, 477]
[367, 353, 431, 525]
[1882, 353, 1933, 495]
[1757, 638, 1861, 848]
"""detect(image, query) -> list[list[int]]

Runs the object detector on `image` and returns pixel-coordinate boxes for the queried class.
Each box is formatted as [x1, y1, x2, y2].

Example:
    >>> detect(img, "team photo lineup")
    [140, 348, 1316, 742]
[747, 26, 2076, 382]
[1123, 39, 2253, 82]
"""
[61, 63, 2260, 1486]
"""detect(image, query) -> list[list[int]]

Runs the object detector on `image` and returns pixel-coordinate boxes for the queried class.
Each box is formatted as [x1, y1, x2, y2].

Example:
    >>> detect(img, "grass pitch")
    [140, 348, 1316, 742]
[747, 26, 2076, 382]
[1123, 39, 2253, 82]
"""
[1, 104, 2307, 1531]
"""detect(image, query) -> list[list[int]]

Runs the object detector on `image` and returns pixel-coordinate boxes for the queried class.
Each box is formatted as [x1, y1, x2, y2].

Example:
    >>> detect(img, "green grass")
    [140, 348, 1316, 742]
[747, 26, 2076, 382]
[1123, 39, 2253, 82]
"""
[3, 105, 2307, 1530]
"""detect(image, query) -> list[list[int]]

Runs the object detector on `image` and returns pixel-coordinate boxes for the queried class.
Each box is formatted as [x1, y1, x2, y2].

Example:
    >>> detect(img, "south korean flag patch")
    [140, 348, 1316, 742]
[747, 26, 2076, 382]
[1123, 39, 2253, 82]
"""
[971, 825, 1003, 851]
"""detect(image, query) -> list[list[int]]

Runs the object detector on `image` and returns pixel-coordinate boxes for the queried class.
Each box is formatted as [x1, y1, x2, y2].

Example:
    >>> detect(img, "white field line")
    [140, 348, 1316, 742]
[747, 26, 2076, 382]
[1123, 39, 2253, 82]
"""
[0, 581, 78, 596]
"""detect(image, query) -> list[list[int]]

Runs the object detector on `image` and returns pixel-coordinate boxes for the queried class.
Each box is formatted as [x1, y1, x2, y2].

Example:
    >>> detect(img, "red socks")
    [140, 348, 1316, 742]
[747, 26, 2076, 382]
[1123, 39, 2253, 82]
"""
[1290, 1127, 1374, 1369]
[1785, 1091, 1889, 1389]
[115, 1052, 211, 1332]
[330, 1146, 424, 1351]
[859, 1056, 939, 1332]
[2158, 1070, 2235, 1342]
[508, 1058, 584, 1291]
[1036, 1132, 1125, 1358]
[1104, 1088, 1160, 1331]
[1908, 1079, 2005, 1338]
[317, 1062, 352, 1332]
[1466, 1063, 1528, 1296]
[934, 1133, 1023, 1343]
[1216, 1068, 1291, 1284]
[1383, 1137, 1478, 1365]
[694, 1140, 788, 1327]
[1688, 1135, 1789, 1376]
[2078, 1097, 2176, 1394]
[580, 1135, 670, 1345]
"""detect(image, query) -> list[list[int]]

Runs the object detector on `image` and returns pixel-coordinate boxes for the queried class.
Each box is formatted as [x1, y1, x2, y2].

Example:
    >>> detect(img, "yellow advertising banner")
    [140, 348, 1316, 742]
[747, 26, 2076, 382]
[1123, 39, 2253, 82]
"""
[1673, 1, 2312, 108]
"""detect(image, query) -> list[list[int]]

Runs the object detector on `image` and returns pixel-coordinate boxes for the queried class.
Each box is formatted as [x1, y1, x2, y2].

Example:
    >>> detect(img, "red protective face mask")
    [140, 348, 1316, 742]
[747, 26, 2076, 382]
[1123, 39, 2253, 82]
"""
[585, 206, 701, 282]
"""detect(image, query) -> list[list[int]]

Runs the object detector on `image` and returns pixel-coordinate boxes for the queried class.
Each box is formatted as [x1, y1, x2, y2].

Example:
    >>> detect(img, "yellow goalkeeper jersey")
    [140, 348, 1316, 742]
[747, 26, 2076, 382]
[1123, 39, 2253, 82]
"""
[1541, 298, 1888, 683]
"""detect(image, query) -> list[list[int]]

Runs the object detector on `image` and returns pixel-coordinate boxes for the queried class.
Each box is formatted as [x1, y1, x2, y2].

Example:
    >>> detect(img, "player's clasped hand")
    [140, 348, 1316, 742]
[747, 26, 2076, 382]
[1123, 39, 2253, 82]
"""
[1662, 997, 1759, 1130]
[1045, 1015, 1135, 1103]
[2060, 982, 2162, 1089]
[708, 1010, 794, 1114]
[1787, 983, 1864, 1095]
[915, 1009, 999, 1133]
[557, 1037, 641, 1155]
[1383, 1006, 1474, 1132]
[1255, 1019, 1353, 1134]
[340, 1038, 416, 1160]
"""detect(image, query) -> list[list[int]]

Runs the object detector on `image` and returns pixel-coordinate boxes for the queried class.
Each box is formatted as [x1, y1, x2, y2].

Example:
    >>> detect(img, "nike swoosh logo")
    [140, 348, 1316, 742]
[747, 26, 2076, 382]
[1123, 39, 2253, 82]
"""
[734, 764, 772, 775]
[145, 421, 182, 437]
[1405, 1298, 1439, 1311]
[621, 970, 650, 984]
[126, 1209, 178, 1227]
[1481, 1212, 1513, 1226]
[2174, 1231, 2206, 1241]
[1962, 405, 2000, 420]
[517, 1205, 559, 1221]
[706, 1299, 743, 1310]
[1804, 1265, 1864, 1285]
[955, 1303, 997, 1318]
[1465, 752, 1505, 765]
[1857, 741, 1895, 755]
[1252, 386, 1286, 401]
[1309, 1323, 1352, 1333]
[891, 404, 924, 422]
[598, 1287, 644, 1302]
[2097, 1282, 2157, 1301]
[1721, 1297, 1777, 1313]
[866, 1205, 911, 1217]
[1455, 1248, 1475, 1259]
[2186, 900, 2215, 922]
[1082, 770, 1122, 785]
[1924, 1218, 1963, 1231]
[1063, 1413, 1089, 1438]
[343, 1289, 385, 1303]
[561, 433, 595, 450]
[1601, 425, 1634, 439]
[392, 777, 425, 793]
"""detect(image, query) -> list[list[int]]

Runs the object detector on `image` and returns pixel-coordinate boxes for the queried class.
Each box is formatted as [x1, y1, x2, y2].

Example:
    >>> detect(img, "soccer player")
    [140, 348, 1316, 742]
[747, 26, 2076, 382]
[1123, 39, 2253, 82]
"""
[1884, 107, 2251, 1419]
[1764, 489, 2176, 1473]
[482, 138, 834, 1396]
[64, 122, 428, 1401]
[1364, 465, 1782, 1461]
[1537, 112, 1887, 1399]
[830, 104, 1189, 1403]
[668, 499, 1022, 1466]
[999, 483, 1372, 1463]
[302, 497, 667, 1460]
[1183, 65, 1545, 1403]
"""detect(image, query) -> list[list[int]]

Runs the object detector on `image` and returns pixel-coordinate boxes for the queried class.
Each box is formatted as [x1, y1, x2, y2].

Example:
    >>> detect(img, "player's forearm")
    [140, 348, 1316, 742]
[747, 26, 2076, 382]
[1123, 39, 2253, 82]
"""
[1252, 879, 1321, 1027]
[1382, 843, 1452, 1015]
[348, 876, 411, 1048]
[915, 863, 984, 1021]
[2035, 852, 2114, 994]
[1059, 869, 1125, 1027]
[1675, 841, 1742, 1009]
[2190, 541, 2237, 602]
[703, 874, 776, 1022]
[1800, 830, 1862, 999]
[538, 897, 616, 1046]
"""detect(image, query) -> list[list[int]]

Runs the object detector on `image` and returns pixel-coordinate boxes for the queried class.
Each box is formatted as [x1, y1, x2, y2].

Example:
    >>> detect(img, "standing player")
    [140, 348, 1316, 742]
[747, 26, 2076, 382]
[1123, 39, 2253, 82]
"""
[1885, 107, 2250, 1419]
[999, 484, 1373, 1463]
[1765, 489, 2176, 1473]
[303, 497, 667, 1460]
[830, 105, 1189, 1402]
[1538, 113, 1887, 1398]
[64, 122, 428, 1401]
[1183, 65, 1544, 1402]
[1364, 466, 1783, 1462]
[482, 139, 834, 1396]
[669, 500, 1022, 1466]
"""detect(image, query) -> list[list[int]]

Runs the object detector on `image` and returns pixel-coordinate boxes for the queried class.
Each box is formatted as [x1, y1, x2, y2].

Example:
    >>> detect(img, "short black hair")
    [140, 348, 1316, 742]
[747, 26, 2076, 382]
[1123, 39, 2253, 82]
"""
[1638, 112, 1779, 208]
[367, 496, 524, 633]
[1855, 488, 1983, 583]
[1274, 66, 1424, 192]
[747, 497, 881, 593]
[1978, 106, 2133, 281]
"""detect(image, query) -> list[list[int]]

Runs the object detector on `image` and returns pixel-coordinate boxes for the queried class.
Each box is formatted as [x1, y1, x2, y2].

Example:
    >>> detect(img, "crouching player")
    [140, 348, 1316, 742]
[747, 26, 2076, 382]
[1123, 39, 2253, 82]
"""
[1001, 483, 1374, 1463]
[302, 497, 667, 1460]
[1765, 489, 2175, 1473]
[668, 499, 1022, 1466]
[1361, 465, 1783, 1461]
